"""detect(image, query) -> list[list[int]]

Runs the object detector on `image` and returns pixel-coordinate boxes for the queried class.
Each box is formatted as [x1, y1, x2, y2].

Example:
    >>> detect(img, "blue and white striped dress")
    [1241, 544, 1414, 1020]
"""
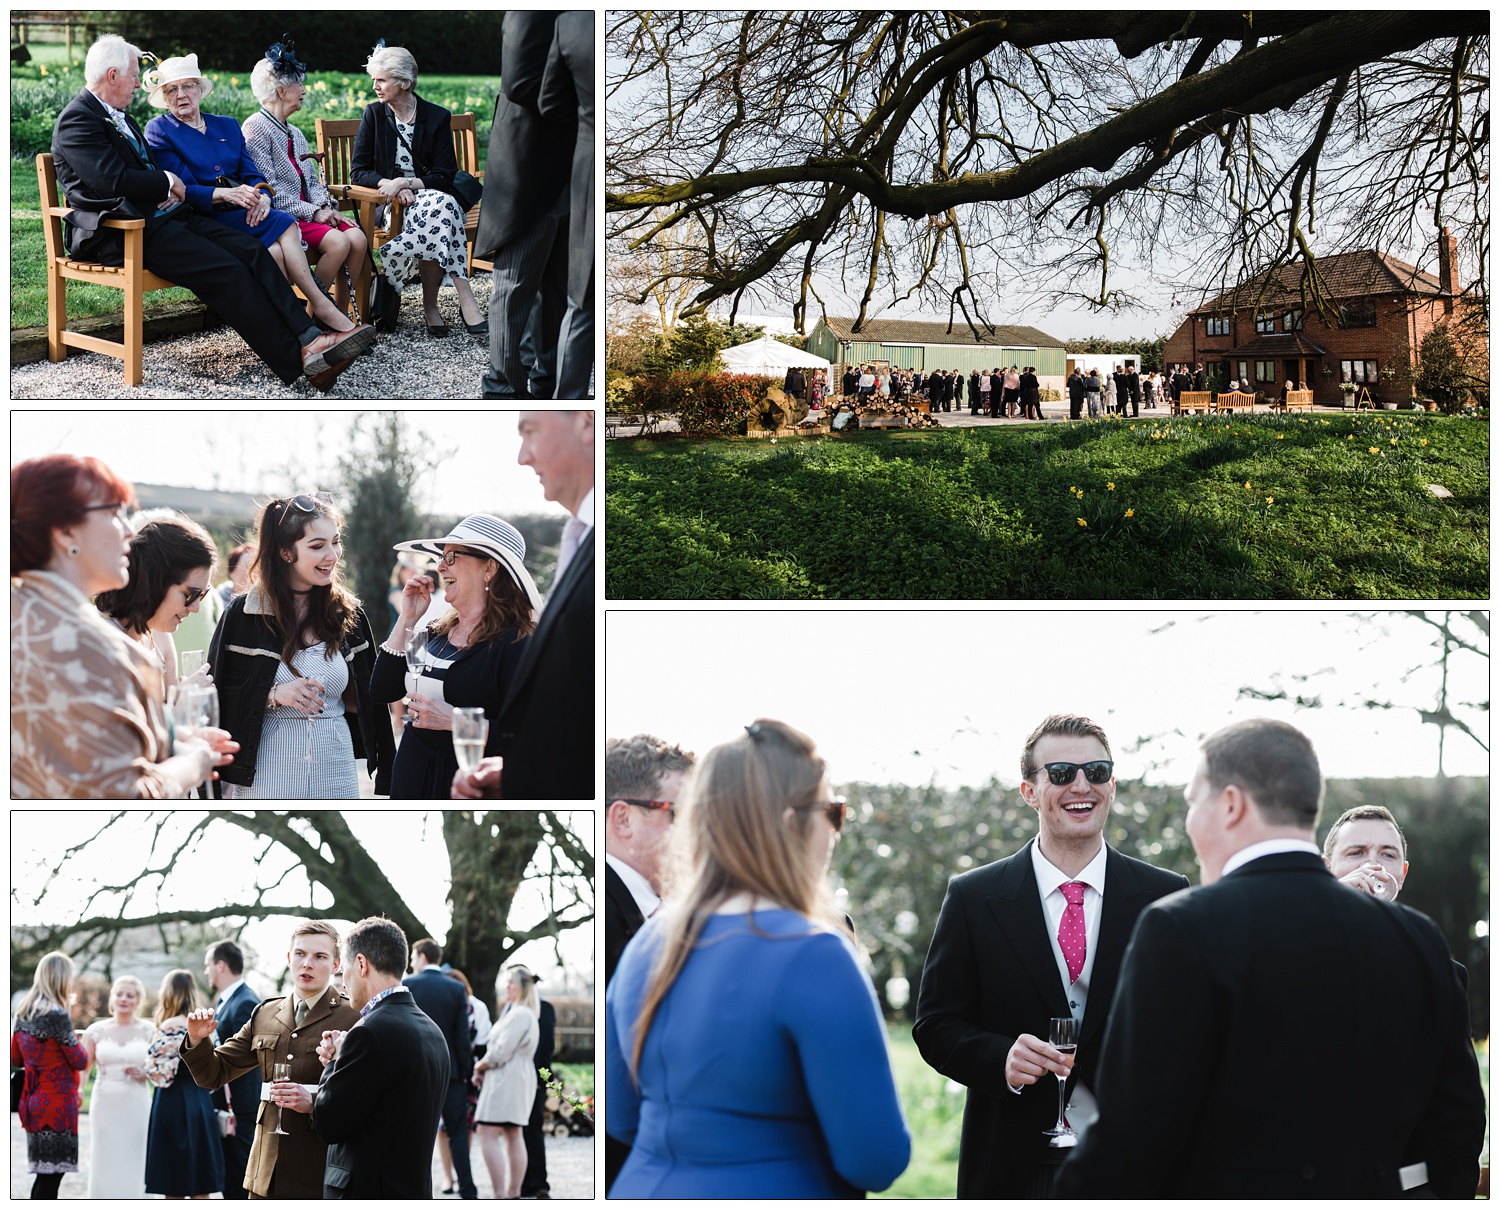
[229, 644, 358, 799]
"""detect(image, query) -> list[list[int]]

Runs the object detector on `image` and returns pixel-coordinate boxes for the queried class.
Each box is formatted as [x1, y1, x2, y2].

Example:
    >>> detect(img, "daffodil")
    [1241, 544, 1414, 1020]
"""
[1276, 434, 1285, 440]
[1369, 447, 1379, 454]
[1106, 482, 1115, 491]
[1420, 438, 1429, 446]
[1266, 496, 1274, 504]
[1077, 518, 1087, 527]
[1244, 482, 1252, 489]
[1125, 508, 1135, 518]
[1390, 438, 1398, 445]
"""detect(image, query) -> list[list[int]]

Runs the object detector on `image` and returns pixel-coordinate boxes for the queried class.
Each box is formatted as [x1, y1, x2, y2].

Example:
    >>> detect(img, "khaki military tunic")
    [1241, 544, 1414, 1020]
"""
[180, 984, 360, 1198]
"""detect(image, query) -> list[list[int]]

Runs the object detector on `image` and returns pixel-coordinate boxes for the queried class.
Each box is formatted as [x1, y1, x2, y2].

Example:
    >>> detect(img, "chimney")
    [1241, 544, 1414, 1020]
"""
[1438, 225, 1457, 317]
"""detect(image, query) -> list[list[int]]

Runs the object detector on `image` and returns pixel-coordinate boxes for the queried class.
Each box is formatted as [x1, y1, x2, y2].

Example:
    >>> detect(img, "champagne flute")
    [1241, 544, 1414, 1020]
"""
[1044, 1015, 1079, 1147]
[404, 626, 431, 724]
[270, 1060, 292, 1134]
[453, 706, 488, 773]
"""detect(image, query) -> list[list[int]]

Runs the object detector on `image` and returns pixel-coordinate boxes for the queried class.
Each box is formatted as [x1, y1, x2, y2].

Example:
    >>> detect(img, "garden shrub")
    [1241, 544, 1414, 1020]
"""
[626, 371, 780, 436]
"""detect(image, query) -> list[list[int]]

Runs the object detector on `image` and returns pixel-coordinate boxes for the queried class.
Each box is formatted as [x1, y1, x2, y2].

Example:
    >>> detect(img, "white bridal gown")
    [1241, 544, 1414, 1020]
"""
[85, 1019, 155, 1197]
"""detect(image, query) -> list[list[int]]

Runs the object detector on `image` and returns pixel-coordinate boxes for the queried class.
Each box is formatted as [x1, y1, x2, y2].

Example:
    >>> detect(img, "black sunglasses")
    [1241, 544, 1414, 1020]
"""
[620, 799, 675, 822]
[1030, 761, 1115, 786]
[795, 796, 849, 833]
[177, 583, 211, 607]
[276, 491, 334, 527]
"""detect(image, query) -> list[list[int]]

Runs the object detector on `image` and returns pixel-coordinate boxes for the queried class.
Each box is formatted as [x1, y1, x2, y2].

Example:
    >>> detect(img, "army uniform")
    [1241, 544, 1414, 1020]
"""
[180, 984, 359, 1198]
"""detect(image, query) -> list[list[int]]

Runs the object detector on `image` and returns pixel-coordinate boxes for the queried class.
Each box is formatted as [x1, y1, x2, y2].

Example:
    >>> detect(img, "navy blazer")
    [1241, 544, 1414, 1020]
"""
[351, 97, 457, 196]
[212, 980, 263, 1124]
[402, 968, 473, 1081]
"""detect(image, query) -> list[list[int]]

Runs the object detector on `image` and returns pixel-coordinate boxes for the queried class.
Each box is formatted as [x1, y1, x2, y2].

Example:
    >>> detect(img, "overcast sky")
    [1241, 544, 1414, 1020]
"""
[608, 610, 1487, 790]
[11, 411, 570, 521]
[11, 811, 594, 1000]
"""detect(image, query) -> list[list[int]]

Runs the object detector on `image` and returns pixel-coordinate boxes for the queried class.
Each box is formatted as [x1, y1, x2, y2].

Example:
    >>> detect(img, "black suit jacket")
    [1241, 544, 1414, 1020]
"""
[350, 97, 457, 196]
[604, 862, 648, 986]
[495, 528, 593, 799]
[475, 12, 577, 259]
[537, 11, 593, 302]
[1056, 853, 1486, 1199]
[402, 968, 474, 1082]
[211, 981, 263, 1127]
[912, 840, 1188, 1198]
[313, 992, 449, 1199]
[51, 89, 177, 259]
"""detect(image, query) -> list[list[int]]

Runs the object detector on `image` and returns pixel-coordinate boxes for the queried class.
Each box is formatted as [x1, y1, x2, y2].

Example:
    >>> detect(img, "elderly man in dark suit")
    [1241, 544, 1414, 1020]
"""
[478, 13, 576, 398]
[537, 11, 593, 398]
[453, 411, 593, 800]
[913, 714, 1188, 1198]
[404, 938, 477, 1199]
[51, 35, 373, 390]
[1057, 719, 1485, 1199]
[314, 917, 449, 1199]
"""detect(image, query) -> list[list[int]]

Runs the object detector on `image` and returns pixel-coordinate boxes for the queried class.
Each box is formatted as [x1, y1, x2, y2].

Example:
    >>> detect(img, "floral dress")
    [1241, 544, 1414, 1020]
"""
[378, 113, 470, 292]
[11, 1004, 89, 1173]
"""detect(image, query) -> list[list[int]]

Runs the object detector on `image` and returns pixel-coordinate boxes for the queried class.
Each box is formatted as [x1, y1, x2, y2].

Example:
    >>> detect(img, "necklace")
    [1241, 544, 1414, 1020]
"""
[389, 98, 416, 124]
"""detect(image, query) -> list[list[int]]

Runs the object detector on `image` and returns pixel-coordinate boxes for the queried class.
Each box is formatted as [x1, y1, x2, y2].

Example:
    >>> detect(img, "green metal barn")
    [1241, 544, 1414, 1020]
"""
[806, 317, 1068, 390]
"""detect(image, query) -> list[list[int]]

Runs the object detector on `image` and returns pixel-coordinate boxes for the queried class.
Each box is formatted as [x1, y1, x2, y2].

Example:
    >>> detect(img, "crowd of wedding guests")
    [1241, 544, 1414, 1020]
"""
[11, 924, 557, 1199]
[602, 715, 1486, 1198]
[10, 412, 594, 801]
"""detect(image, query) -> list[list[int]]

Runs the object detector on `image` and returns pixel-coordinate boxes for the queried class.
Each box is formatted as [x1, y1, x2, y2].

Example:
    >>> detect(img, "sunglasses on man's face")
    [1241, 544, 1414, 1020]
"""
[1031, 761, 1115, 786]
[620, 799, 675, 822]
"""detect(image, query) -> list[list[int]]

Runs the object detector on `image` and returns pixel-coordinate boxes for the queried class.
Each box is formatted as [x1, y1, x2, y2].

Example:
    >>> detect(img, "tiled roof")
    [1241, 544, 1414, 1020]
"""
[1224, 333, 1329, 357]
[1188, 250, 1443, 315]
[818, 316, 1066, 349]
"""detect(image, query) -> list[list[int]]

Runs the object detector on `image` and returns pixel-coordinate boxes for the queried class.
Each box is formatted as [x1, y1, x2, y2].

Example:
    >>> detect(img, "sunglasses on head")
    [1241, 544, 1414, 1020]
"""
[794, 796, 849, 833]
[276, 491, 334, 527]
[177, 583, 211, 607]
[1031, 761, 1115, 786]
[620, 799, 675, 822]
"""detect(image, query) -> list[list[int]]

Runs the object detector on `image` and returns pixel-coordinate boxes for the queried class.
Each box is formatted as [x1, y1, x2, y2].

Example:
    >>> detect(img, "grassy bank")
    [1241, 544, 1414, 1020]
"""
[606, 413, 1488, 599]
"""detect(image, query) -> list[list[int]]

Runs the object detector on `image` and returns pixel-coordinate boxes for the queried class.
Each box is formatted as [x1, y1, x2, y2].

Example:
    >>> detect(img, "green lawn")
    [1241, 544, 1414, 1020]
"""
[11, 55, 496, 329]
[877, 1025, 961, 1198]
[606, 413, 1489, 598]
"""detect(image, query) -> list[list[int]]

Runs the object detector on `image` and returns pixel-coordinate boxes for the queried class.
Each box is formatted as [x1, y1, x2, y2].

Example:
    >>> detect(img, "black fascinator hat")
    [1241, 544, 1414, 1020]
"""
[265, 34, 307, 82]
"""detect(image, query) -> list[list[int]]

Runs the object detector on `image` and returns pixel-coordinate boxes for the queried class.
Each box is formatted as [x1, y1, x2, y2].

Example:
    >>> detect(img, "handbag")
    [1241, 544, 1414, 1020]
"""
[389, 110, 481, 210]
[371, 266, 401, 333]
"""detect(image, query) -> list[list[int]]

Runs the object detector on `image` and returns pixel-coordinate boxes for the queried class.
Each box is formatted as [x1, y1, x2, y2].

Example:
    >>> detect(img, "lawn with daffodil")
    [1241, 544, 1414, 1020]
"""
[605, 412, 1488, 598]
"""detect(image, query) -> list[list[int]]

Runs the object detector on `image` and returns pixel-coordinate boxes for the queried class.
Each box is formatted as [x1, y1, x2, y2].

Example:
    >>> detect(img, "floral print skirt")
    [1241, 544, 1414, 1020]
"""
[380, 189, 469, 292]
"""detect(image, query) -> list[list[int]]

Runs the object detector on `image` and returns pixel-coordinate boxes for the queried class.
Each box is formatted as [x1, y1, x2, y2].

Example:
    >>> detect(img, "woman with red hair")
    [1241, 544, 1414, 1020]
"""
[11, 455, 235, 797]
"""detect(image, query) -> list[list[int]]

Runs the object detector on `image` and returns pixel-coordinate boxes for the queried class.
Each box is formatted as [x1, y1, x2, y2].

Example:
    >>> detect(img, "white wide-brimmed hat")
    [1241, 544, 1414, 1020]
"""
[146, 54, 215, 109]
[393, 514, 540, 618]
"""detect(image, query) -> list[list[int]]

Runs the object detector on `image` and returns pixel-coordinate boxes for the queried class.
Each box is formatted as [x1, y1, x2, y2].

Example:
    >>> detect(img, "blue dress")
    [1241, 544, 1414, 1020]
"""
[144, 111, 296, 248]
[142, 1025, 224, 1196]
[606, 908, 911, 1197]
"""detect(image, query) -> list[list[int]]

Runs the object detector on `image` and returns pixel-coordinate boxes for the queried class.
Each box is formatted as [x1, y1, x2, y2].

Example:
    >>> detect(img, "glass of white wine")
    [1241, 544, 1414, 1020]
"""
[453, 707, 488, 774]
[270, 1060, 292, 1134]
[1044, 1015, 1079, 1147]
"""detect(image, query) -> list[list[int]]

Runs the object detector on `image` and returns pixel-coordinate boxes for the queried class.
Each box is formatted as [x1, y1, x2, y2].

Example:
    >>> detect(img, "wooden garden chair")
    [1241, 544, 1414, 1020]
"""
[1176, 390, 1213, 415]
[37, 152, 180, 386]
[1281, 389, 1314, 413]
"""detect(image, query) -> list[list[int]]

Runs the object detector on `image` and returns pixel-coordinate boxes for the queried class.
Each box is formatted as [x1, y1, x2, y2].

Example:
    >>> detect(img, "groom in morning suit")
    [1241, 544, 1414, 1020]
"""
[313, 916, 449, 1199]
[1056, 719, 1485, 1198]
[912, 714, 1188, 1198]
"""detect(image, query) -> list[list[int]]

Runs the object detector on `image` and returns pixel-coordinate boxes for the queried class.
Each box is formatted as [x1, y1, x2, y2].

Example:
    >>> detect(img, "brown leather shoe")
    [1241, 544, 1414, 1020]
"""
[306, 356, 354, 393]
[326, 323, 377, 362]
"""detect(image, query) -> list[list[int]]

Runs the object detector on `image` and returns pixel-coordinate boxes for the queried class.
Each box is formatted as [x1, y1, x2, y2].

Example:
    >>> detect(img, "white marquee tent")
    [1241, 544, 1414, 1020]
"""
[718, 334, 831, 377]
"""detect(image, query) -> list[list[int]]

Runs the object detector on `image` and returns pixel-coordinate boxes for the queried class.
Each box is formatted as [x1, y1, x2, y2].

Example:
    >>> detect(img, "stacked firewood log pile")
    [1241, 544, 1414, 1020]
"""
[822, 394, 942, 429]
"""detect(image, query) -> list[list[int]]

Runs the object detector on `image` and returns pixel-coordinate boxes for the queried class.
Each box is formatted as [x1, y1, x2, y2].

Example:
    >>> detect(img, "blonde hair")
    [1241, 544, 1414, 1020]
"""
[288, 919, 341, 952]
[155, 969, 200, 1025]
[18, 951, 74, 1020]
[630, 718, 844, 1073]
[110, 974, 148, 1013]
[502, 965, 541, 1016]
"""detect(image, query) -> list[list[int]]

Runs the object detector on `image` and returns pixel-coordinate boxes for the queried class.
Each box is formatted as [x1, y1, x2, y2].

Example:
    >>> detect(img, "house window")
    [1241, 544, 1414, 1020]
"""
[1205, 316, 1230, 337]
[1237, 361, 1248, 384]
[1341, 301, 1377, 328]
[1340, 359, 1378, 383]
[1283, 309, 1303, 331]
[1254, 361, 1275, 383]
[1255, 313, 1275, 334]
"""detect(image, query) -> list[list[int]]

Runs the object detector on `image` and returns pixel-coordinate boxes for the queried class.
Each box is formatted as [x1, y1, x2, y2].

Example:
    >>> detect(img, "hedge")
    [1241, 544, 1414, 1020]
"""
[626, 371, 780, 437]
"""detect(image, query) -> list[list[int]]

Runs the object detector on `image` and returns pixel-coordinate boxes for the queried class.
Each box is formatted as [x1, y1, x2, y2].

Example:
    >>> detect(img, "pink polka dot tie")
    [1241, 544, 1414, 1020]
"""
[1058, 881, 1088, 984]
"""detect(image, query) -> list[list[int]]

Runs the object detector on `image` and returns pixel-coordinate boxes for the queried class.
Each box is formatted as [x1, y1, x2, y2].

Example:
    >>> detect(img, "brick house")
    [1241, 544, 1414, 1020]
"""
[1161, 229, 1477, 403]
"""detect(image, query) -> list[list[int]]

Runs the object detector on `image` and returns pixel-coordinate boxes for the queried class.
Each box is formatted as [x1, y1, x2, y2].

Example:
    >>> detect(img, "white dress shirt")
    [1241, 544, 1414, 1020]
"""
[1031, 840, 1109, 1022]
[554, 487, 595, 586]
[214, 977, 246, 1008]
[606, 852, 660, 920]
[1220, 837, 1322, 877]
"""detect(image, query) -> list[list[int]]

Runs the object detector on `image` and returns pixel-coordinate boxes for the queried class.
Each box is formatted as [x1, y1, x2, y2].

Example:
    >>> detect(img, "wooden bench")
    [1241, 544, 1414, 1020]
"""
[37, 152, 181, 386]
[1176, 391, 1213, 414]
[1215, 391, 1257, 413]
[1280, 389, 1314, 412]
[316, 112, 491, 292]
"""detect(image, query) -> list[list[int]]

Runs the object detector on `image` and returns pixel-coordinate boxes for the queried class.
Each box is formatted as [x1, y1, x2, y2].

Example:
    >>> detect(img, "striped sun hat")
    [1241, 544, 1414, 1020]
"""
[393, 513, 540, 617]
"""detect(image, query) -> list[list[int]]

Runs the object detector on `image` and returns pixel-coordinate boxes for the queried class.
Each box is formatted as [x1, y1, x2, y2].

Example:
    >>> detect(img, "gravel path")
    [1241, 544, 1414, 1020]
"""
[11, 276, 500, 400]
[10, 1109, 595, 1198]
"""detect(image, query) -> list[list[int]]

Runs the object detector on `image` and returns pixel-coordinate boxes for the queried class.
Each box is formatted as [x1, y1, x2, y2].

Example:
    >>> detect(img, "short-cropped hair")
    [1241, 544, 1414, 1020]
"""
[1322, 804, 1406, 860]
[287, 920, 341, 953]
[1020, 714, 1112, 781]
[412, 938, 442, 965]
[1201, 718, 1322, 830]
[207, 939, 244, 975]
[365, 45, 417, 90]
[343, 916, 408, 979]
[607, 734, 696, 802]
[85, 34, 138, 86]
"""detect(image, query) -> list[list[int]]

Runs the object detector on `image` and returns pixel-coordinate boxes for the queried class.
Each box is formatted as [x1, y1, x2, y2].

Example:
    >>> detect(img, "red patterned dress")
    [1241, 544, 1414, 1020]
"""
[11, 1004, 89, 1173]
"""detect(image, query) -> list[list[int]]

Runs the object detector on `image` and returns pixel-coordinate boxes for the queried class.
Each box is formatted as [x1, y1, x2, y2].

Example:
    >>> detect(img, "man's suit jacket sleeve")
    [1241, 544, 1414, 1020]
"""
[1055, 904, 1207, 1198]
[501, 13, 562, 110]
[313, 1023, 383, 1144]
[53, 98, 170, 209]
[447, 982, 474, 1079]
[180, 1010, 261, 1090]
[911, 877, 1021, 1098]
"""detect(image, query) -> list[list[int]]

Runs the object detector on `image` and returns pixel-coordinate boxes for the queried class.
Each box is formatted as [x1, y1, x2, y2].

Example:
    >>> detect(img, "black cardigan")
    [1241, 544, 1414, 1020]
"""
[206, 588, 394, 796]
[350, 97, 457, 196]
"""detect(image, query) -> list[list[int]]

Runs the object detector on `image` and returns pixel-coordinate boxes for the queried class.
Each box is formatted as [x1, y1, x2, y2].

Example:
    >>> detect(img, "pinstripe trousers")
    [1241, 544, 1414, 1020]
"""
[480, 204, 569, 398]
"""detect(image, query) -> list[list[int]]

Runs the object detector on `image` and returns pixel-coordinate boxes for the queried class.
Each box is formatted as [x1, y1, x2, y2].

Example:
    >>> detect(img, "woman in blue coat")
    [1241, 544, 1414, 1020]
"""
[144, 53, 371, 342]
[606, 719, 911, 1197]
